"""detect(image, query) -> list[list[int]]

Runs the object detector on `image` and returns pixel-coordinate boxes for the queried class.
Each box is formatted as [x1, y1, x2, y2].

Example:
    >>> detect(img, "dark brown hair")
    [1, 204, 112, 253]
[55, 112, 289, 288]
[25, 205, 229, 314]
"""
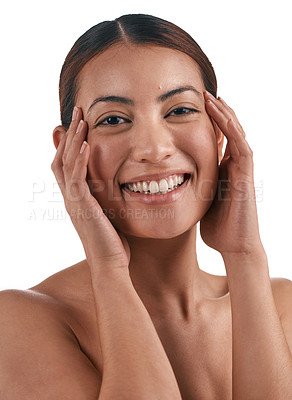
[59, 14, 217, 129]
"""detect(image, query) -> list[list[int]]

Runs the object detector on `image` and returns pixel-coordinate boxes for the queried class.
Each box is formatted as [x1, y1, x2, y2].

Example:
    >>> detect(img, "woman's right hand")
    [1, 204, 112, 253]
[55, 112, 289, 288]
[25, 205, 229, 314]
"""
[51, 107, 130, 272]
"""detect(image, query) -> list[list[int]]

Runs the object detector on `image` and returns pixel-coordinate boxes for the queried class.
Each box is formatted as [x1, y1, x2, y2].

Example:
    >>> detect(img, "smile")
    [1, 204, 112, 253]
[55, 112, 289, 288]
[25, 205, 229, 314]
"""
[123, 173, 190, 195]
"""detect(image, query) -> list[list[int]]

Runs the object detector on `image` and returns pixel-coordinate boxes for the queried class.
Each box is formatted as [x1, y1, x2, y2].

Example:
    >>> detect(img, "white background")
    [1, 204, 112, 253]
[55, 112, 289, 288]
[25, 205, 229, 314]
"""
[0, 0, 291, 290]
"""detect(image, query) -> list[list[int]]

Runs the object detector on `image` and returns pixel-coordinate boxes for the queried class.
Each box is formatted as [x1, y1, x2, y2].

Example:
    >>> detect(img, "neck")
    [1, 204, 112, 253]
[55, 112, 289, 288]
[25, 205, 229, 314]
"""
[125, 225, 210, 321]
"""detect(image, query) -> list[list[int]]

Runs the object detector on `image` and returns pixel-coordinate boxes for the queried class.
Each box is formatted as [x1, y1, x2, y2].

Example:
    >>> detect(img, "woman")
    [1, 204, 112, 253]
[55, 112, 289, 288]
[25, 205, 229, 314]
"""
[1, 13, 292, 399]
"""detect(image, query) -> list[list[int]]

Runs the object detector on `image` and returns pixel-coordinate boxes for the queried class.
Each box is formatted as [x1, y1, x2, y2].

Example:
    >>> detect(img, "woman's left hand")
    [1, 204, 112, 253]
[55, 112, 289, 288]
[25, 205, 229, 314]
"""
[200, 91, 264, 257]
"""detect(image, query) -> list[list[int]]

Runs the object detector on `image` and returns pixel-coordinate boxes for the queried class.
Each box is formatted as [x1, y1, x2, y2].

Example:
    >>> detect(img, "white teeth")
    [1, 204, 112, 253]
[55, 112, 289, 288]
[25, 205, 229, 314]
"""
[159, 179, 168, 194]
[168, 177, 174, 191]
[137, 182, 143, 192]
[125, 174, 187, 195]
[149, 181, 159, 194]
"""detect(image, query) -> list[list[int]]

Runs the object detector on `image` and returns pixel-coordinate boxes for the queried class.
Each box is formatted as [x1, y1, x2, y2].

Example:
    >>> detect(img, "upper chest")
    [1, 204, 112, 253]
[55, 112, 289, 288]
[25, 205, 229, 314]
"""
[71, 294, 232, 400]
[151, 300, 232, 399]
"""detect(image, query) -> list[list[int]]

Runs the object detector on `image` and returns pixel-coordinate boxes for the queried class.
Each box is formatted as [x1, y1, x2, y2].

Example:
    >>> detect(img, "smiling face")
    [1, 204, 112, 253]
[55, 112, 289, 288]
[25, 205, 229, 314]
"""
[76, 43, 222, 239]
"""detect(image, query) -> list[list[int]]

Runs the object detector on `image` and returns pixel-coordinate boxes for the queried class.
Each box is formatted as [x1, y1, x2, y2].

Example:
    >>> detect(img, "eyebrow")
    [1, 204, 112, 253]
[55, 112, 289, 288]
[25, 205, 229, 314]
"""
[86, 86, 202, 115]
[158, 86, 202, 102]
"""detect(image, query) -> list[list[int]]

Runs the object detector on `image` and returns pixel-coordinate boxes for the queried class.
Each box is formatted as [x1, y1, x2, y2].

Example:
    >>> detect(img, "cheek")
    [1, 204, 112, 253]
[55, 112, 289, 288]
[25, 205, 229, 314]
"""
[87, 135, 127, 180]
[173, 120, 219, 202]
[173, 119, 218, 165]
[86, 136, 127, 205]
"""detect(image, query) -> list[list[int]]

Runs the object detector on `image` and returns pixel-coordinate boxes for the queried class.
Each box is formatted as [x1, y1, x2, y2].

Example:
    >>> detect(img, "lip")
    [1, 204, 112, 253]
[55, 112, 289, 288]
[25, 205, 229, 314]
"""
[122, 176, 190, 205]
[120, 170, 191, 185]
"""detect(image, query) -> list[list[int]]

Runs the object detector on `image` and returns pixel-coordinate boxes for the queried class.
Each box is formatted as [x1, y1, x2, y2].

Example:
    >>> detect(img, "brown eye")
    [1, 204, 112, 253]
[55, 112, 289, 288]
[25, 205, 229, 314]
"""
[167, 107, 198, 117]
[94, 115, 131, 128]
[103, 116, 123, 125]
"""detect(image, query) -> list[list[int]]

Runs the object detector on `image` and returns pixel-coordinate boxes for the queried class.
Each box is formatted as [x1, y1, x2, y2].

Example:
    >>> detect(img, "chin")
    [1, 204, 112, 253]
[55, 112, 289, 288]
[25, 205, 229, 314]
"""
[109, 205, 201, 240]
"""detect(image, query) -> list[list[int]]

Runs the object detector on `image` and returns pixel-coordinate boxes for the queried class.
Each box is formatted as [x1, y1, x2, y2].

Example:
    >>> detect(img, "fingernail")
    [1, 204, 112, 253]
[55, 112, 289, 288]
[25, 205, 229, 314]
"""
[206, 98, 216, 106]
[205, 90, 216, 99]
[80, 141, 87, 154]
[76, 119, 84, 134]
[218, 96, 226, 104]
[72, 106, 78, 121]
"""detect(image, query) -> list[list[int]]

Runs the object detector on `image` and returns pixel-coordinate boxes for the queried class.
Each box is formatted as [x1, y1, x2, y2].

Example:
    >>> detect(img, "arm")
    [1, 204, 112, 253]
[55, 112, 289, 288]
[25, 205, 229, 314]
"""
[92, 269, 182, 400]
[51, 108, 182, 400]
[201, 91, 292, 398]
[224, 250, 292, 399]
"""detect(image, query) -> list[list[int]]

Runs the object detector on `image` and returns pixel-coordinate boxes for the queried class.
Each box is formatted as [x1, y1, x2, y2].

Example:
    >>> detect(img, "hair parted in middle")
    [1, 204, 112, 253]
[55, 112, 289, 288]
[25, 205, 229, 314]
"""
[59, 13, 217, 129]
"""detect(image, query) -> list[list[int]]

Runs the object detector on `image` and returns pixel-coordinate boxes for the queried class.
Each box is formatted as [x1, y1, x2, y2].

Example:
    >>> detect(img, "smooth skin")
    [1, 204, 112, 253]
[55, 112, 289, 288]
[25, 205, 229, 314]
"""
[1, 44, 292, 400]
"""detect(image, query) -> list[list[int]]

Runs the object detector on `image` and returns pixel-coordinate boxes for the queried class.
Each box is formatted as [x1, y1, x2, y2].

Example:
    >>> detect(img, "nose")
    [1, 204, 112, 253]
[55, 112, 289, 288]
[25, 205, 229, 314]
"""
[131, 120, 175, 163]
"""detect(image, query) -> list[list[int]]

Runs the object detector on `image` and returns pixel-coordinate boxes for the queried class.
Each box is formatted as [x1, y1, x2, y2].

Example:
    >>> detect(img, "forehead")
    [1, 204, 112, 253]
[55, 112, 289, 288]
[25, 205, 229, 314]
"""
[76, 44, 205, 107]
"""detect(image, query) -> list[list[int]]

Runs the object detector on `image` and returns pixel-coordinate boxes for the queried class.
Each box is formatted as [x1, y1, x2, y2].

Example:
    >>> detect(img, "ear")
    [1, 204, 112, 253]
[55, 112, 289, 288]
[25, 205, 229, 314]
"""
[52, 125, 67, 149]
[215, 123, 224, 163]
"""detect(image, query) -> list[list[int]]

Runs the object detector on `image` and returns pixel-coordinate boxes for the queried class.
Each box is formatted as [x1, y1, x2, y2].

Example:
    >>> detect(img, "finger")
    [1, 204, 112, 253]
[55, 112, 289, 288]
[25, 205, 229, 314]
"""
[218, 97, 246, 139]
[216, 96, 238, 121]
[204, 92, 245, 136]
[64, 119, 88, 175]
[204, 92, 235, 120]
[225, 136, 240, 160]
[205, 96, 251, 158]
[226, 118, 252, 157]
[71, 141, 90, 182]
[67, 142, 92, 206]
[63, 107, 83, 160]
[210, 95, 246, 140]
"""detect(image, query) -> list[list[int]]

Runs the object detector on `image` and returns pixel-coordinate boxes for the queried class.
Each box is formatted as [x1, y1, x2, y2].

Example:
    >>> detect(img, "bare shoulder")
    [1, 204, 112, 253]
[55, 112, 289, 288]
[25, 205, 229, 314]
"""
[270, 277, 292, 350]
[0, 263, 101, 399]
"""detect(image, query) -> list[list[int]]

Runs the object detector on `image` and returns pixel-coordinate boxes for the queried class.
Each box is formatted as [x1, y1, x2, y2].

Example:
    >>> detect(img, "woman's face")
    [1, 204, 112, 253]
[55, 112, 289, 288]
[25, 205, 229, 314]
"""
[76, 44, 222, 239]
